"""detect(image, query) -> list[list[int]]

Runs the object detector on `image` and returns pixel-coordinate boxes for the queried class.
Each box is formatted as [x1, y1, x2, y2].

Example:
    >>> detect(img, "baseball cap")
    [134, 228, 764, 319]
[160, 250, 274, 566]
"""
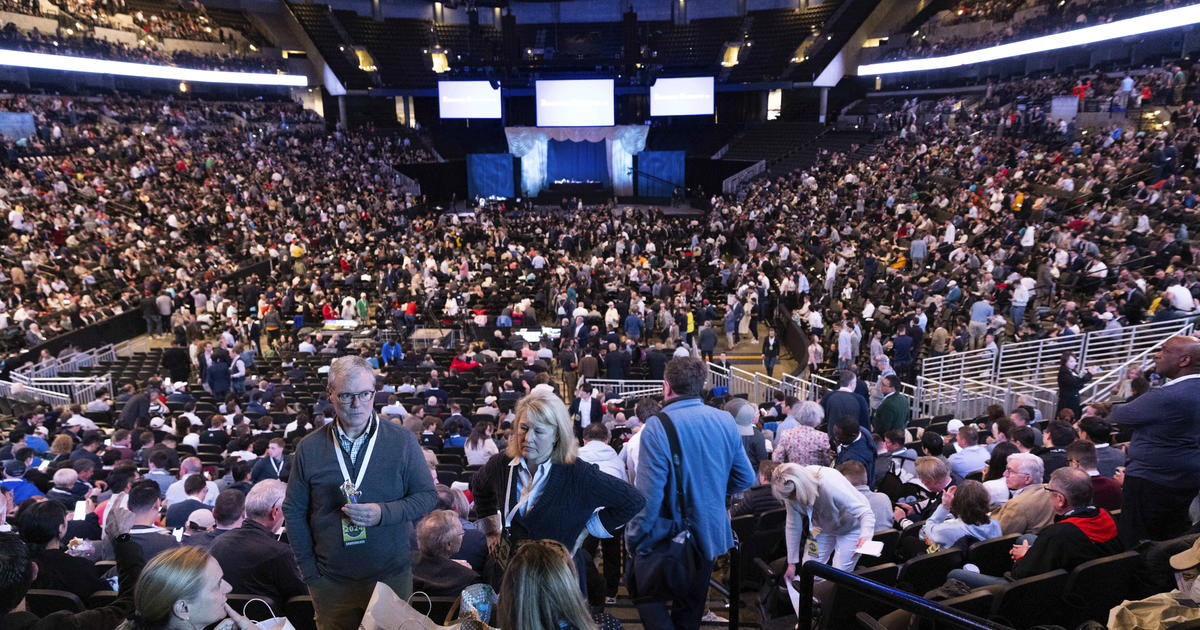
[187, 509, 216, 531]
[3, 460, 26, 477]
[946, 419, 965, 434]
[724, 399, 757, 437]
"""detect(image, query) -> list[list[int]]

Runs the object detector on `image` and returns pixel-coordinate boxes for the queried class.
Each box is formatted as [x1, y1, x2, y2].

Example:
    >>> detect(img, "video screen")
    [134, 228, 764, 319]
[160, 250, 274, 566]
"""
[650, 77, 715, 116]
[438, 81, 502, 119]
[535, 79, 614, 126]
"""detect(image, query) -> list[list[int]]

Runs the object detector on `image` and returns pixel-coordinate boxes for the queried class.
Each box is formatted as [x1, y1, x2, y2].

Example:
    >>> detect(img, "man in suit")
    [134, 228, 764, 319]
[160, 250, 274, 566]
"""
[632, 339, 660, 377]
[712, 352, 733, 372]
[251, 438, 290, 483]
[872, 375, 910, 435]
[568, 383, 605, 435]
[991, 452, 1056, 535]
[761, 328, 781, 377]
[1111, 335, 1200, 546]
[604, 342, 631, 380]
[1120, 280, 1147, 325]
[697, 321, 718, 364]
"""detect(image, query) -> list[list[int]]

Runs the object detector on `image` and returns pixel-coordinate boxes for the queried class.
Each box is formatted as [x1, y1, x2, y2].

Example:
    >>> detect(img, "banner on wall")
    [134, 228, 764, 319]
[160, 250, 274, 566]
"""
[467, 153, 515, 199]
[0, 112, 35, 141]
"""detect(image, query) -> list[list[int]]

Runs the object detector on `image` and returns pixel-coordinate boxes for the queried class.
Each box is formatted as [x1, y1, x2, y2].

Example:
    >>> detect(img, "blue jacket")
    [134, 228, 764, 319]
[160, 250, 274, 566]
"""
[381, 342, 403, 365]
[1111, 378, 1200, 488]
[627, 397, 756, 562]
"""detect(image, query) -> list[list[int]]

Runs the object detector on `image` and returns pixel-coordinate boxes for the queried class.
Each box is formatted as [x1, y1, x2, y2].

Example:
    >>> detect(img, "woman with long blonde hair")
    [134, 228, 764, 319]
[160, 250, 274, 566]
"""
[496, 540, 598, 630]
[119, 546, 259, 630]
[771, 462, 875, 582]
[469, 388, 643, 591]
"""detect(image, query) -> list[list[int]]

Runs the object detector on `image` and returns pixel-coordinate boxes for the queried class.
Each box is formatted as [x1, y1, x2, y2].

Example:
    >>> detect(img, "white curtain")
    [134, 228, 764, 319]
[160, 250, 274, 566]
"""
[505, 126, 649, 197]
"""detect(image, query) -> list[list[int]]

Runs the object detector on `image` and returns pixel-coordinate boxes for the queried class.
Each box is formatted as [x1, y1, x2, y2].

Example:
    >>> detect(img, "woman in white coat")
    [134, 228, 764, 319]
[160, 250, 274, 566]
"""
[771, 462, 875, 581]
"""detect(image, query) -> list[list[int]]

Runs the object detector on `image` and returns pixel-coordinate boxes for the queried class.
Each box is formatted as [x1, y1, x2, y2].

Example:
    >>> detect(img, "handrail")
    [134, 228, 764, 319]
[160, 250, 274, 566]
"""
[797, 560, 1012, 630]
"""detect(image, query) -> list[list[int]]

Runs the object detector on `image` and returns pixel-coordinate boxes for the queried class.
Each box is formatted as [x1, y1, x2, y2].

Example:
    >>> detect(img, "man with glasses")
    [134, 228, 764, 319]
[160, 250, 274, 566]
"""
[990, 453, 1055, 535]
[948, 467, 1122, 588]
[284, 356, 437, 630]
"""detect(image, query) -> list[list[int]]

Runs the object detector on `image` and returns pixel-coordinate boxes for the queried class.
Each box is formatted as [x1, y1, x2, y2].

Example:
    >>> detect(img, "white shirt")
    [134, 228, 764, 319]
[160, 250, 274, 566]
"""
[165, 478, 220, 507]
[784, 466, 874, 563]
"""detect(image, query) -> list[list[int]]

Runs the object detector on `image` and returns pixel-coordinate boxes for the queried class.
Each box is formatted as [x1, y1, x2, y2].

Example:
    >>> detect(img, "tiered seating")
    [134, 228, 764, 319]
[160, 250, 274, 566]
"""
[287, 2, 373, 89]
[551, 22, 624, 61]
[433, 23, 502, 65]
[648, 16, 742, 71]
[728, 6, 837, 83]
[205, 7, 272, 48]
[720, 121, 825, 162]
[769, 129, 875, 175]
[336, 13, 434, 88]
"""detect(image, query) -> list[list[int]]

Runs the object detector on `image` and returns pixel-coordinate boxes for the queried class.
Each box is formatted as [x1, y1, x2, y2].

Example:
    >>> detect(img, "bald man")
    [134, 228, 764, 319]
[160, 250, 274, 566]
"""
[1110, 335, 1200, 545]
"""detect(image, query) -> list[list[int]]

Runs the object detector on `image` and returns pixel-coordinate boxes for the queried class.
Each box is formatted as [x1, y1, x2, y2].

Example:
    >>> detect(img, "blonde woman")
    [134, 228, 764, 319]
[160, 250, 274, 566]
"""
[469, 388, 643, 583]
[119, 546, 260, 630]
[497, 540, 602, 630]
[771, 462, 875, 581]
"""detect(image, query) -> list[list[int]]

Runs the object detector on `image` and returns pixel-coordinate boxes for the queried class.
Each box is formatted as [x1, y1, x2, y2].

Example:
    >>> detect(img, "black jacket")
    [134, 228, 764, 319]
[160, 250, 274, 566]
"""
[1011, 507, 1122, 579]
[1, 534, 143, 630]
[210, 521, 306, 604]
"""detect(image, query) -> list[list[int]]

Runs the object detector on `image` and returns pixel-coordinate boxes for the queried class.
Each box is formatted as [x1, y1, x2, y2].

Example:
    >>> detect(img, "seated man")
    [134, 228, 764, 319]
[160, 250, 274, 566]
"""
[731, 460, 784, 518]
[16, 500, 108, 602]
[114, 480, 180, 561]
[894, 456, 955, 529]
[991, 453, 1056, 535]
[412, 510, 480, 597]
[45, 468, 81, 511]
[948, 425, 990, 478]
[948, 467, 1122, 587]
[838, 460, 894, 532]
[184, 488, 245, 549]
[210, 480, 306, 604]
[1065, 440, 1122, 512]
[164, 474, 209, 529]
[0, 507, 143, 630]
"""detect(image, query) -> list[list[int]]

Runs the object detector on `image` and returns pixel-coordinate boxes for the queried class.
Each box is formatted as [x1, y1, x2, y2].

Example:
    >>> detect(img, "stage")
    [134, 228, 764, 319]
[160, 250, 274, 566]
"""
[444, 198, 706, 217]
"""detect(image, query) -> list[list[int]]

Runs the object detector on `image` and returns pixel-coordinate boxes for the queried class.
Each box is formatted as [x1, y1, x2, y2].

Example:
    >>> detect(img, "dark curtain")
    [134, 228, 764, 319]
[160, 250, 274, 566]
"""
[546, 139, 610, 186]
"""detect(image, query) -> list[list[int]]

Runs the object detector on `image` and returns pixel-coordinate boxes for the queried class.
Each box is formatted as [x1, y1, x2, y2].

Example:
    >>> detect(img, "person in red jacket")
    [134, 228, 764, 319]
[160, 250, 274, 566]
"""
[946, 466, 1122, 588]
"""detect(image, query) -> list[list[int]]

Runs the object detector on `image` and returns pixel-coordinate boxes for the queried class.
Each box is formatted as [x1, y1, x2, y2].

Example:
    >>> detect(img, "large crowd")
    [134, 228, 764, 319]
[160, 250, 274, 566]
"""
[880, 0, 1192, 61]
[0, 0, 283, 73]
[0, 50, 1196, 630]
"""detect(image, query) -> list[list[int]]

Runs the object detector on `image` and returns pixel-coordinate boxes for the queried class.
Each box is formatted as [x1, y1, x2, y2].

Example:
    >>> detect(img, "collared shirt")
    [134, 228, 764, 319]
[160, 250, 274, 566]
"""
[1165, 373, 1200, 388]
[334, 415, 377, 466]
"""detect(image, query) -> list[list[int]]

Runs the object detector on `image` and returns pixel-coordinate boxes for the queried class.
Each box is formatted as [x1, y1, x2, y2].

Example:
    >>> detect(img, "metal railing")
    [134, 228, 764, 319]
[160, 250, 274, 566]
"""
[798, 560, 1012, 630]
[0, 380, 71, 406]
[920, 317, 1193, 407]
[914, 375, 1057, 422]
[9, 374, 112, 405]
[585, 379, 664, 400]
[12, 342, 118, 380]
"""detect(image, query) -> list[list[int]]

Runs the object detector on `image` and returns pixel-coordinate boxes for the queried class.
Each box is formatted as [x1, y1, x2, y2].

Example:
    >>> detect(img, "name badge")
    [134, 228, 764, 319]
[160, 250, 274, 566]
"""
[342, 518, 367, 546]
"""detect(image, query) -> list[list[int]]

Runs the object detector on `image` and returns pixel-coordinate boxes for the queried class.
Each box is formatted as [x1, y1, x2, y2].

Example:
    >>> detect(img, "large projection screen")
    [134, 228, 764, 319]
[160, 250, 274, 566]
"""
[650, 77, 714, 116]
[439, 81, 502, 119]
[535, 79, 614, 127]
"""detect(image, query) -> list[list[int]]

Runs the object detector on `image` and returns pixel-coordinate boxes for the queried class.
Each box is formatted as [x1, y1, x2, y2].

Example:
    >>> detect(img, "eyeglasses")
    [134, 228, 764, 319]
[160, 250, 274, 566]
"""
[334, 391, 374, 404]
[1002, 468, 1028, 477]
[1044, 487, 1066, 499]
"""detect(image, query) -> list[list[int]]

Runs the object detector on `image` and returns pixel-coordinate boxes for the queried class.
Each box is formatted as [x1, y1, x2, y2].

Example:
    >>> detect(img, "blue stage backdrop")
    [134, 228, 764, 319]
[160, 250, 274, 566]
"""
[546, 139, 610, 187]
[637, 150, 686, 197]
[467, 153, 515, 199]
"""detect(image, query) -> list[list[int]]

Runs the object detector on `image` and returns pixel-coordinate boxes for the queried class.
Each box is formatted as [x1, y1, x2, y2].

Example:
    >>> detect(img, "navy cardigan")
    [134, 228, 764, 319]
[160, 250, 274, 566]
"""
[470, 454, 644, 549]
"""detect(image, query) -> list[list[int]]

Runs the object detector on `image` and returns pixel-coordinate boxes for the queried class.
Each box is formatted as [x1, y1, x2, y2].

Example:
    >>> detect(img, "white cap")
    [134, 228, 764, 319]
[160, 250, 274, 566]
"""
[946, 419, 964, 434]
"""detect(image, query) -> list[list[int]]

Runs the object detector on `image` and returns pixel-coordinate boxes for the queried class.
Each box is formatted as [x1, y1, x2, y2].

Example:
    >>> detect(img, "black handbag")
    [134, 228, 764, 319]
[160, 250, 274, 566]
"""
[626, 411, 703, 603]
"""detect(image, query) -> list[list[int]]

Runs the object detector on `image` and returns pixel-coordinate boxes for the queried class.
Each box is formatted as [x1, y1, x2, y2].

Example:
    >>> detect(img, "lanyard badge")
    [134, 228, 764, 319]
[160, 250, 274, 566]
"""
[333, 419, 377, 546]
